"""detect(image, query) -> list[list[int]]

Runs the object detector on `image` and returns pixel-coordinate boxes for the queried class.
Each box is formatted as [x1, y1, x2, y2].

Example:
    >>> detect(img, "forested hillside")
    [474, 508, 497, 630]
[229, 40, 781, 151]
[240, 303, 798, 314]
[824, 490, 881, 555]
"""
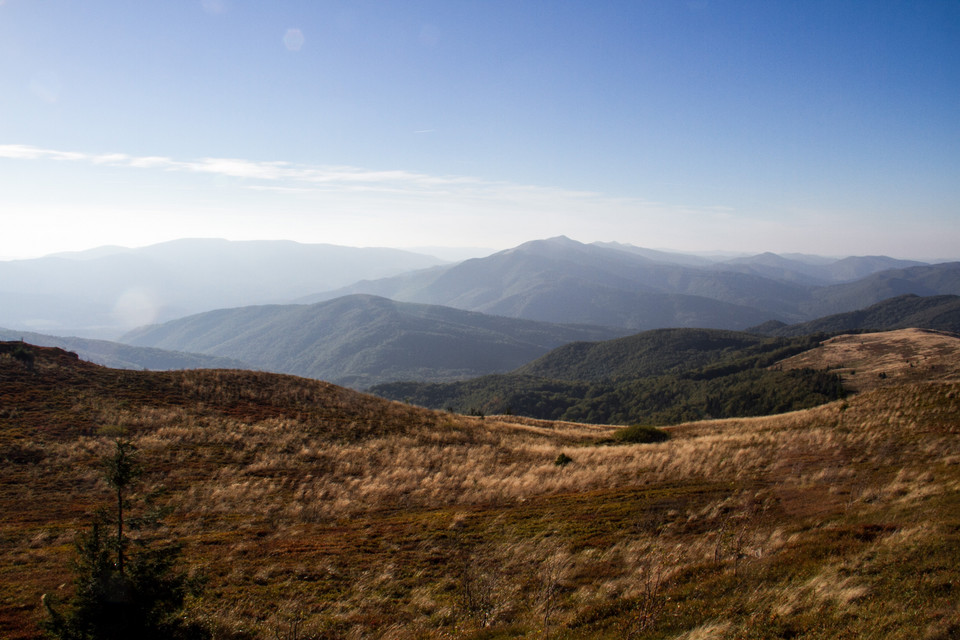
[514, 328, 806, 380]
[122, 295, 623, 387]
[372, 330, 842, 424]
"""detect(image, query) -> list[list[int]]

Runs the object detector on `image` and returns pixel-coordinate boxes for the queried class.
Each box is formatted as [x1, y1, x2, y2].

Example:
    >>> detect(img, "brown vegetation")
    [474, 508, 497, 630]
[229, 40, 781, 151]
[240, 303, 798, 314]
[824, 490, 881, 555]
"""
[776, 327, 960, 392]
[2, 339, 960, 638]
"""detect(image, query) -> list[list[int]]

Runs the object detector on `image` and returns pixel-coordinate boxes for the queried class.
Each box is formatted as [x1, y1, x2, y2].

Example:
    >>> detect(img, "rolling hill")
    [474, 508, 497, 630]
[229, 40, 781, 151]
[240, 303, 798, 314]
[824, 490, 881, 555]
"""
[121, 294, 625, 388]
[3, 340, 960, 638]
[371, 324, 960, 425]
[776, 327, 960, 393]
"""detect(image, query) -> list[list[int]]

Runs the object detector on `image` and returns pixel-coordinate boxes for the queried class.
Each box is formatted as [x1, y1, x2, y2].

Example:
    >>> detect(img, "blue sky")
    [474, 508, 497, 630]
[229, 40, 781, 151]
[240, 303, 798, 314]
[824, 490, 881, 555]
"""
[1, 0, 958, 260]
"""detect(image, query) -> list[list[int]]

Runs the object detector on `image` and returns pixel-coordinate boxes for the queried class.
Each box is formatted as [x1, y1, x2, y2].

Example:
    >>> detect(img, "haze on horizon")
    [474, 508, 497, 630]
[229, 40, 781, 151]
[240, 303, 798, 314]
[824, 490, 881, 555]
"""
[1, 1, 958, 262]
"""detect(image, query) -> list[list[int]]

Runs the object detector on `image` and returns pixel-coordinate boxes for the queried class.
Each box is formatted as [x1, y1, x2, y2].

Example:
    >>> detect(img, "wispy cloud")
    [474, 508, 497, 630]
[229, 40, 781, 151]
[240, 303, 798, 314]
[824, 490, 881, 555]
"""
[0, 143, 762, 255]
[0, 145, 89, 162]
[0, 144, 603, 200]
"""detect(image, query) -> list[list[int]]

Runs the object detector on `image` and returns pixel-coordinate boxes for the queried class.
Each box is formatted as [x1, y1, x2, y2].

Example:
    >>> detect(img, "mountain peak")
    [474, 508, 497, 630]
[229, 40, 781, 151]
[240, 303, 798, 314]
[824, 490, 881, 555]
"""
[506, 236, 588, 256]
[520, 235, 581, 248]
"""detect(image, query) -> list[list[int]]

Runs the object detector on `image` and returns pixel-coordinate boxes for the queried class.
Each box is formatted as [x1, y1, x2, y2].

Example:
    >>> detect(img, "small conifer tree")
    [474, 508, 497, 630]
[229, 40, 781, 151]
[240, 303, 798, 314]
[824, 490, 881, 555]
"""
[44, 438, 207, 640]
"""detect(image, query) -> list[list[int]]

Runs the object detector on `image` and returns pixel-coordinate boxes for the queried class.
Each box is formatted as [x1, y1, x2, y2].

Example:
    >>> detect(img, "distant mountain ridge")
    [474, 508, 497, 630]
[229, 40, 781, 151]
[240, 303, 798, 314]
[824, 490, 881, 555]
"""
[714, 252, 925, 285]
[122, 294, 625, 388]
[5, 235, 957, 341]
[752, 294, 960, 336]
[306, 237, 812, 328]
[0, 327, 251, 371]
[0, 238, 447, 337]
[800, 262, 960, 318]
[305, 237, 955, 331]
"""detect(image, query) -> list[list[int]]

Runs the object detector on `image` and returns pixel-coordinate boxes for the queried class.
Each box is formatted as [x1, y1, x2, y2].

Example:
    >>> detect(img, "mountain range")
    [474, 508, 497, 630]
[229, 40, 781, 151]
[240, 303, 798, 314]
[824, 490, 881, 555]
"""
[716, 251, 926, 285]
[305, 236, 959, 330]
[5, 236, 960, 390]
[0, 239, 447, 337]
[22, 290, 958, 390]
[0, 327, 250, 372]
[122, 294, 623, 388]
[4, 236, 956, 342]
[752, 294, 960, 337]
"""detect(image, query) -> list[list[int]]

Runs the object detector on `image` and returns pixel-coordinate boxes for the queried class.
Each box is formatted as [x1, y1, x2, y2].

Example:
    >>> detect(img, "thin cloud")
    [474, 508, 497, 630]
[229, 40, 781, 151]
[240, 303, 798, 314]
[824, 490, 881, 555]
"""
[0, 144, 598, 199]
[0, 144, 752, 253]
[90, 153, 132, 165]
[127, 156, 176, 169]
[0, 145, 84, 161]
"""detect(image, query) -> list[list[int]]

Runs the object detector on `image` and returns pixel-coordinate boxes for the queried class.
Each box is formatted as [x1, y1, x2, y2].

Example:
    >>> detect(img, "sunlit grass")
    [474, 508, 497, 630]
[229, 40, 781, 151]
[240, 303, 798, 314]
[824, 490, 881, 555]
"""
[2, 342, 960, 638]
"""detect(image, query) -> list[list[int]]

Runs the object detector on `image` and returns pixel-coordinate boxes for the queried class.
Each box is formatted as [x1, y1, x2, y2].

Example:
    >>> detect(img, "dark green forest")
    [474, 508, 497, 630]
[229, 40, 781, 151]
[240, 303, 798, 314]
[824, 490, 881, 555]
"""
[371, 330, 845, 425]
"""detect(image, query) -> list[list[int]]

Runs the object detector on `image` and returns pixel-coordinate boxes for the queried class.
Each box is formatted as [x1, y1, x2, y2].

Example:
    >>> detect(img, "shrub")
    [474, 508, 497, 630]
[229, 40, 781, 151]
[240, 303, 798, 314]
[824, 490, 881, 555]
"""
[11, 343, 35, 369]
[610, 424, 670, 444]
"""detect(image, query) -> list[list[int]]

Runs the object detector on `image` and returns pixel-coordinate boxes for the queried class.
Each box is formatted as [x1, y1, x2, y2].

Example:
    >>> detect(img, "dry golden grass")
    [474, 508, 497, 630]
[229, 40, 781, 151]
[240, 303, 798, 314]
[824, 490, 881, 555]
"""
[3, 341, 960, 638]
[776, 327, 960, 392]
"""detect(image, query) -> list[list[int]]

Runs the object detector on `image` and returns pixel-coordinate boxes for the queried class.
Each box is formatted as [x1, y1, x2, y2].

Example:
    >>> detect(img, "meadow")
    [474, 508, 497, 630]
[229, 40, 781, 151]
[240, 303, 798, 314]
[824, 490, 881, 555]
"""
[2, 340, 960, 638]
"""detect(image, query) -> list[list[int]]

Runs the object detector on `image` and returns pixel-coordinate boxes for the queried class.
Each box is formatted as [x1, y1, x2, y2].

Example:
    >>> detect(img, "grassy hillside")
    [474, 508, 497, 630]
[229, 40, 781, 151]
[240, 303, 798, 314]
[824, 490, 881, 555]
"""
[3, 341, 960, 638]
[122, 295, 623, 388]
[372, 330, 840, 424]
[776, 328, 960, 393]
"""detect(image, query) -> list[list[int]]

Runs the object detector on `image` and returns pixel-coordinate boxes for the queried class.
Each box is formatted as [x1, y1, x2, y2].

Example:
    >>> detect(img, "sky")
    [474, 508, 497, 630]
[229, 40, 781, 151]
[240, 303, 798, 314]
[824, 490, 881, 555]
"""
[1, 0, 958, 261]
